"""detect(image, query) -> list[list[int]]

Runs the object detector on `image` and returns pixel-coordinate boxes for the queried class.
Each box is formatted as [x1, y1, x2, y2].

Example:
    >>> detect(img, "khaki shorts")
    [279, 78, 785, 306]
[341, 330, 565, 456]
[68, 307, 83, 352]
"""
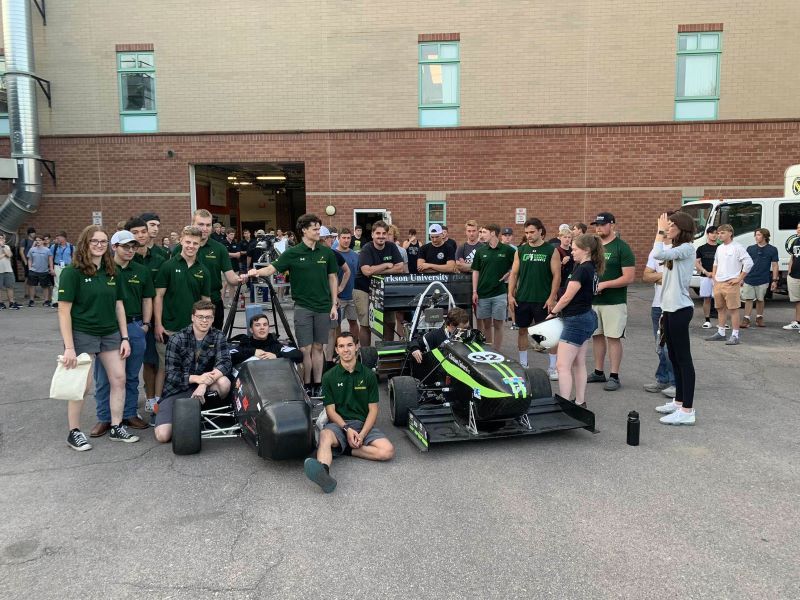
[713, 280, 742, 310]
[353, 290, 370, 327]
[592, 303, 627, 339]
[788, 276, 800, 303]
[155, 330, 176, 370]
[741, 282, 768, 302]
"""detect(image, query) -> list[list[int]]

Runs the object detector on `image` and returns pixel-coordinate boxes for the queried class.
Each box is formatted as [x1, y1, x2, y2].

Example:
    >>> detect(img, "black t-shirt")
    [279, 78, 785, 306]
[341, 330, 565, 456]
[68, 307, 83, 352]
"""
[696, 243, 717, 275]
[406, 241, 420, 274]
[419, 241, 456, 267]
[239, 239, 254, 268]
[443, 238, 457, 255]
[556, 245, 574, 287]
[561, 261, 597, 317]
[790, 238, 800, 278]
[355, 241, 403, 293]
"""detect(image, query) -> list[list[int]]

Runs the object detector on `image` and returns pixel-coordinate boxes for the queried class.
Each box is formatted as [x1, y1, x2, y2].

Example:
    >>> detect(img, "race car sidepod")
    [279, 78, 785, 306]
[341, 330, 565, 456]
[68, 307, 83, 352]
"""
[234, 360, 314, 460]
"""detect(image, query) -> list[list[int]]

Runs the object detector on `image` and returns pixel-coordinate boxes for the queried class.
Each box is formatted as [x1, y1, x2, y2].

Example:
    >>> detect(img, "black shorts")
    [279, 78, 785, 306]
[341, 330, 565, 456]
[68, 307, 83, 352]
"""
[514, 301, 548, 329]
[27, 271, 51, 287]
[213, 298, 225, 329]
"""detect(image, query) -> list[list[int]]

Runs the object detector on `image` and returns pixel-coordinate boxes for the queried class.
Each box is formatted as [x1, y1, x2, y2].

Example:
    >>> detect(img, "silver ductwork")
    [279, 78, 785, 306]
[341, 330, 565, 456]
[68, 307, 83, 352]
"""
[0, 0, 42, 240]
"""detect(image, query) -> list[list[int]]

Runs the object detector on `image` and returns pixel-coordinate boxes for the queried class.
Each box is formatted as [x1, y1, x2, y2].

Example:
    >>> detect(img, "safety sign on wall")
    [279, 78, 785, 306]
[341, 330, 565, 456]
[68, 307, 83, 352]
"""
[515, 208, 526, 224]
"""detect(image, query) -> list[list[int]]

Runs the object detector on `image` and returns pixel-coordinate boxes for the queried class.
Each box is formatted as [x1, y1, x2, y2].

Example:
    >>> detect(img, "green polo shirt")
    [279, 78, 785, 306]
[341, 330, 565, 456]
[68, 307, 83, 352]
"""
[174, 238, 232, 302]
[321, 361, 379, 422]
[116, 261, 155, 317]
[515, 242, 555, 303]
[58, 265, 123, 336]
[594, 236, 635, 306]
[134, 246, 167, 282]
[151, 244, 170, 261]
[271, 241, 338, 313]
[472, 242, 514, 299]
[155, 255, 212, 331]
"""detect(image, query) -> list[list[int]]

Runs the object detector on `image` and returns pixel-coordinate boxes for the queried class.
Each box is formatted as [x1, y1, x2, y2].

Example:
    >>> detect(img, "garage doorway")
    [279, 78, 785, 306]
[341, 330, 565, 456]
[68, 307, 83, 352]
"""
[354, 209, 389, 240]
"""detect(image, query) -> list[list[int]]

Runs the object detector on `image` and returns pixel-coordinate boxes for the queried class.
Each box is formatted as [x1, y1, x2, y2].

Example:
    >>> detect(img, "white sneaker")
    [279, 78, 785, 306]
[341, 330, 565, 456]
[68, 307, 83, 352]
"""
[782, 321, 800, 330]
[655, 400, 681, 414]
[547, 367, 559, 381]
[660, 409, 696, 425]
[701, 320, 712, 329]
[661, 385, 676, 398]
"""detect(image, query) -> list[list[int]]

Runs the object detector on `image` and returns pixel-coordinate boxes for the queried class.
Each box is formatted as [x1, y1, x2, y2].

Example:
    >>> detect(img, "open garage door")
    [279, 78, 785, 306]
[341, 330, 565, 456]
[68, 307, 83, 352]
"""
[190, 162, 305, 234]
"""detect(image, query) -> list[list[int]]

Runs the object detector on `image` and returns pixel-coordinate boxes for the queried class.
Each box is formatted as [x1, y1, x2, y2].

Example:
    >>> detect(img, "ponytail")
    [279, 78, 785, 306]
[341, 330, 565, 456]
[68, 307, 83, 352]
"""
[574, 233, 606, 276]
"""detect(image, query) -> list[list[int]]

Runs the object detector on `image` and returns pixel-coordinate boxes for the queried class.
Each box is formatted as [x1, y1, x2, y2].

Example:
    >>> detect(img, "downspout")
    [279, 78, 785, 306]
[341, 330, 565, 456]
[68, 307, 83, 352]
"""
[0, 0, 42, 240]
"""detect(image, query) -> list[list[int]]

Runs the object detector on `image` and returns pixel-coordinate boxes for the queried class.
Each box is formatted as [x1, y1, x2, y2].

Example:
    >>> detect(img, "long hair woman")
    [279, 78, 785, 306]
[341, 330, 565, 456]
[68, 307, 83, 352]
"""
[652, 212, 697, 425]
[547, 234, 605, 407]
[57, 225, 138, 450]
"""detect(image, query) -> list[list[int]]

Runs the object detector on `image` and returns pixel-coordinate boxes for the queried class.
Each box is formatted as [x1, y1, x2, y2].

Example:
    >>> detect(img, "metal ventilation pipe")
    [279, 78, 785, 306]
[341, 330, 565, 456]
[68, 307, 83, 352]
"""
[0, 0, 42, 240]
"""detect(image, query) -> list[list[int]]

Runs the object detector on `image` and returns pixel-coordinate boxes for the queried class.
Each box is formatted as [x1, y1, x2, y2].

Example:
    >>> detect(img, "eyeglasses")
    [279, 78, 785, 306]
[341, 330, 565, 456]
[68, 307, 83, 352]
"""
[193, 314, 213, 321]
[89, 239, 109, 246]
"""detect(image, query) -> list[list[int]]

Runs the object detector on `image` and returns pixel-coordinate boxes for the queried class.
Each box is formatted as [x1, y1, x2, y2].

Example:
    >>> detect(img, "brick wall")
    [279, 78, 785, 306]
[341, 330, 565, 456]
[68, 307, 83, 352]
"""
[1, 119, 797, 275]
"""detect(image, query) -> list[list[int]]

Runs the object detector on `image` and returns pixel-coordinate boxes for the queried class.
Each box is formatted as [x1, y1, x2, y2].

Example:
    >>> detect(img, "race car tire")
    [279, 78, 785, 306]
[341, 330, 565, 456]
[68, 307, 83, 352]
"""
[525, 366, 552, 400]
[172, 396, 202, 455]
[359, 346, 378, 370]
[389, 375, 419, 427]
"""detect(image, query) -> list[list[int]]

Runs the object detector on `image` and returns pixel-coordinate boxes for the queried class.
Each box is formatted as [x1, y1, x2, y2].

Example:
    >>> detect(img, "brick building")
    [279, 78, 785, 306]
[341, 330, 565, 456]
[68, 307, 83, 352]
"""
[1, 1, 799, 270]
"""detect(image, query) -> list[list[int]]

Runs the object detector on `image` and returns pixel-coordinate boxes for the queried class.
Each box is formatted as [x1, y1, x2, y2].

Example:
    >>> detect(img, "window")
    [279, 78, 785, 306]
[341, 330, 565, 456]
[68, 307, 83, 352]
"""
[675, 32, 721, 120]
[714, 203, 762, 237]
[0, 57, 8, 135]
[117, 52, 157, 133]
[419, 43, 459, 127]
[426, 201, 446, 240]
[681, 202, 714, 239]
[778, 202, 800, 230]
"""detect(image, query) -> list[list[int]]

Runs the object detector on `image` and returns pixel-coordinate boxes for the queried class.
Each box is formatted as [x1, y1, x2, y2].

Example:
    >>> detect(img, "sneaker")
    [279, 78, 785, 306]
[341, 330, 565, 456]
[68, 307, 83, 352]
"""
[724, 324, 731, 330]
[701, 320, 712, 329]
[304, 458, 337, 493]
[109, 424, 140, 443]
[643, 381, 669, 393]
[705, 332, 726, 341]
[51, 302, 58, 309]
[0, 303, 6, 310]
[587, 372, 607, 383]
[530, 339, 546, 353]
[661, 385, 677, 398]
[27, 300, 34, 307]
[67, 429, 93, 451]
[603, 377, 621, 391]
[659, 409, 696, 426]
[43, 300, 51, 307]
[725, 335, 740, 346]
[755, 315, 764, 327]
[9, 303, 20, 310]
[547, 367, 559, 381]
[740, 316, 750, 329]
[149, 413, 157, 427]
[655, 400, 681, 414]
[782, 321, 800, 330]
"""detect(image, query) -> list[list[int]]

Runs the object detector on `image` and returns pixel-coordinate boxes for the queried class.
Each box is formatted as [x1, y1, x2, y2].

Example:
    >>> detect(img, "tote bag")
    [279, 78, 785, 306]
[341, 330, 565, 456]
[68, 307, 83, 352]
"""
[49, 353, 93, 401]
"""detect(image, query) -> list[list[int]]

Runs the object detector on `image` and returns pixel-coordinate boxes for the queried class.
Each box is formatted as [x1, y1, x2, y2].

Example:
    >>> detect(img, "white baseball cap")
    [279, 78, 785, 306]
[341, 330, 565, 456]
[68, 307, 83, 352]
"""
[110, 230, 140, 246]
[319, 226, 331, 237]
[428, 224, 443, 235]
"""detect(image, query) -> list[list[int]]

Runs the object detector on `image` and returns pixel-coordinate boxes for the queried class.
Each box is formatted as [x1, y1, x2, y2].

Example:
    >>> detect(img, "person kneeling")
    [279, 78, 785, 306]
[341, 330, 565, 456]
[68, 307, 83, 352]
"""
[304, 332, 394, 493]
[154, 300, 232, 443]
[230, 312, 304, 367]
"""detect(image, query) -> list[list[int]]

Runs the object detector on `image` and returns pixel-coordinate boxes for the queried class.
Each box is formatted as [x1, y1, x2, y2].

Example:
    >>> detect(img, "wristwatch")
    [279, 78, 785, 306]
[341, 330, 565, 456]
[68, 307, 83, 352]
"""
[342, 425, 351, 433]
[121, 337, 130, 341]
[657, 230, 667, 235]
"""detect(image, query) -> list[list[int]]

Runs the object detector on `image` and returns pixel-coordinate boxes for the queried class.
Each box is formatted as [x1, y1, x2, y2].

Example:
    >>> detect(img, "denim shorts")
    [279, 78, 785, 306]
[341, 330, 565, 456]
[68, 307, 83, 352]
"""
[560, 310, 598, 347]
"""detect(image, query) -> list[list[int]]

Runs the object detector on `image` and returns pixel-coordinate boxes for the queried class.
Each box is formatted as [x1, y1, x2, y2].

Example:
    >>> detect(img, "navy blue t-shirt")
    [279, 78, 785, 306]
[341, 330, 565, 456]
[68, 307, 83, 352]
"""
[744, 243, 779, 285]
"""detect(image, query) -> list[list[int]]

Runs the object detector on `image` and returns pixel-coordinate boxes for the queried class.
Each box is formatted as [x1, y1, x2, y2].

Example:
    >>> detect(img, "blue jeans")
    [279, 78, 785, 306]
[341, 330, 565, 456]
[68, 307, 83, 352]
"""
[94, 320, 146, 421]
[651, 307, 675, 386]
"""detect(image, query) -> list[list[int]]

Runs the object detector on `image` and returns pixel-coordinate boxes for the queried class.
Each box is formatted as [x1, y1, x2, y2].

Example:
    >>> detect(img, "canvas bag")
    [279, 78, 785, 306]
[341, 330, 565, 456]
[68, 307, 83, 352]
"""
[49, 353, 93, 401]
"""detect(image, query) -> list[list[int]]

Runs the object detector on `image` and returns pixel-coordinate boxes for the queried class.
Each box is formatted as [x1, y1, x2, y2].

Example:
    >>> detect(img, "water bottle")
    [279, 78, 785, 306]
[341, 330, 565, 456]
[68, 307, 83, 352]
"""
[627, 411, 640, 446]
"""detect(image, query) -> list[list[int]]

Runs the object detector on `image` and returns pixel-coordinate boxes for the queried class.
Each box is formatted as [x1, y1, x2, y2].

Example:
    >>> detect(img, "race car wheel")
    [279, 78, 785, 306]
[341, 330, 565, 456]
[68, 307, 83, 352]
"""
[525, 367, 552, 400]
[359, 346, 378, 370]
[172, 396, 202, 455]
[389, 376, 419, 427]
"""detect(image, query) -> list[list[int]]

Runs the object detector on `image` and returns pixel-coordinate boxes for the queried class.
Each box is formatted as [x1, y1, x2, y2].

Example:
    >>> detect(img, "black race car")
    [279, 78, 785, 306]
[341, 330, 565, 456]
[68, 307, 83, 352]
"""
[370, 281, 596, 451]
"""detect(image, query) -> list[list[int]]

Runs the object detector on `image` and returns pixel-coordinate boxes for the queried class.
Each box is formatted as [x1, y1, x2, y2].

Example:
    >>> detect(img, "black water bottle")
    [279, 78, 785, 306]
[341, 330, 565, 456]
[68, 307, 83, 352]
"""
[626, 411, 640, 446]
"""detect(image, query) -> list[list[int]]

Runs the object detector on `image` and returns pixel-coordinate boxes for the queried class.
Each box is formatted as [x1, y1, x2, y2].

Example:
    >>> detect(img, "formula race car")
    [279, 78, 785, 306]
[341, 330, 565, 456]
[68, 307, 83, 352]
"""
[377, 282, 596, 451]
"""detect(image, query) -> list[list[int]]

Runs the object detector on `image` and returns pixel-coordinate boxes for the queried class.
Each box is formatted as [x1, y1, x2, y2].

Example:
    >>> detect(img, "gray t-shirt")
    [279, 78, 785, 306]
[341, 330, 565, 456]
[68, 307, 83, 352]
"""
[455, 241, 484, 265]
[28, 246, 51, 273]
[652, 242, 695, 313]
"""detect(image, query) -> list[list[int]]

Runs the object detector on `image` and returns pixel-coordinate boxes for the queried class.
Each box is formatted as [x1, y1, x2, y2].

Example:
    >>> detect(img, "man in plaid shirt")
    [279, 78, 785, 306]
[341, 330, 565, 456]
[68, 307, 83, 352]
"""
[154, 300, 232, 443]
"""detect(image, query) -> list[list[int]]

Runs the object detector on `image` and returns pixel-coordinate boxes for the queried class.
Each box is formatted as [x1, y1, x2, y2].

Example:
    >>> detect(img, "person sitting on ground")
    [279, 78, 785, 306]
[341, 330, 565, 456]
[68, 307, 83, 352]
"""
[409, 307, 470, 363]
[154, 300, 232, 443]
[303, 332, 394, 493]
[230, 313, 303, 366]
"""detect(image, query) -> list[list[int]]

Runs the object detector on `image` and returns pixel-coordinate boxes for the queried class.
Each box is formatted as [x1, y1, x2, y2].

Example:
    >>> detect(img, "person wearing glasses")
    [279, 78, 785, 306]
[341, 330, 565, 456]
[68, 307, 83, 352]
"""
[154, 300, 232, 443]
[56, 225, 138, 451]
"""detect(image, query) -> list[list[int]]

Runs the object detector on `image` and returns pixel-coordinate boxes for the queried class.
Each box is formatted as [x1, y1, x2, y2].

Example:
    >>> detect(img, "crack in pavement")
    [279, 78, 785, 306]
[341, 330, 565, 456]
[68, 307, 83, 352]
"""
[0, 444, 163, 478]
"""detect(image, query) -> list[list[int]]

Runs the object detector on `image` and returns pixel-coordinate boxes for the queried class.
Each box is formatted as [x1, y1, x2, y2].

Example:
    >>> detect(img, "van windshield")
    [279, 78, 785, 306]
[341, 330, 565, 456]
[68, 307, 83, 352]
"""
[713, 203, 763, 237]
[681, 203, 714, 239]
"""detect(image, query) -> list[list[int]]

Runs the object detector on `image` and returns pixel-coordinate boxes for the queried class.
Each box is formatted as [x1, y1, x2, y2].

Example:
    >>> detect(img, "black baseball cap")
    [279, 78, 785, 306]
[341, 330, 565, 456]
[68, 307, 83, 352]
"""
[140, 212, 160, 223]
[501, 227, 513, 235]
[591, 212, 616, 225]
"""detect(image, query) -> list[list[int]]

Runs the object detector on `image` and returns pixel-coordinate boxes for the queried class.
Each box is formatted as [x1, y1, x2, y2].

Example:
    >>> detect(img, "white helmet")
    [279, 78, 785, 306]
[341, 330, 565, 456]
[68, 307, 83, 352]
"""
[528, 318, 563, 349]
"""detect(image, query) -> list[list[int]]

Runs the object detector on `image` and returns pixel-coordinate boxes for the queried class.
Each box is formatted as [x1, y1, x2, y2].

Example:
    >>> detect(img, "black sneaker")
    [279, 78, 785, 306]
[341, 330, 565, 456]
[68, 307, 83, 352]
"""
[587, 372, 607, 383]
[27, 300, 34, 307]
[304, 458, 337, 493]
[9, 302, 21, 310]
[43, 300, 51, 307]
[67, 429, 93, 452]
[51, 302, 58, 309]
[109, 424, 140, 443]
[0, 303, 6, 309]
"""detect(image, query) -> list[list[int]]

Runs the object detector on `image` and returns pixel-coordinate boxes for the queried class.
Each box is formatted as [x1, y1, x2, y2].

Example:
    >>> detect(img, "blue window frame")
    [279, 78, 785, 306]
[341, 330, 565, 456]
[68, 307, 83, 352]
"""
[425, 201, 447, 241]
[675, 32, 721, 121]
[118, 52, 158, 133]
[0, 57, 9, 135]
[419, 43, 459, 127]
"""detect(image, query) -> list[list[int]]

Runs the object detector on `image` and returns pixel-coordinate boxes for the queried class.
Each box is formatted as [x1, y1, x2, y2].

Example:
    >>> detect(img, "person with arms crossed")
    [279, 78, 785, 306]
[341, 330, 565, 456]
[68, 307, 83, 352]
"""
[303, 332, 394, 493]
[455, 219, 484, 273]
[248, 214, 339, 396]
[416, 224, 457, 274]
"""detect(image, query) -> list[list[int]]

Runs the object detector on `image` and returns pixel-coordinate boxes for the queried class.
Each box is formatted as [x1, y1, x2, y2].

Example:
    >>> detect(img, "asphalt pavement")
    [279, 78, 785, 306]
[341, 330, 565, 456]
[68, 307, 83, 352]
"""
[1, 285, 798, 599]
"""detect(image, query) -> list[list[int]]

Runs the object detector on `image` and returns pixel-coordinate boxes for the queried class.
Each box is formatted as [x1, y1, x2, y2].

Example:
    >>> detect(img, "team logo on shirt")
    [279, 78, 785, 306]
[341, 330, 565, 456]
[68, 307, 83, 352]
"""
[436, 252, 444, 260]
[128, 276, 140, 285]
[84, 278, 92, 283]
[522, 252, 547, 262]
[175, 269, 181, 273]
[193, 272, 204, 279]
[299, 257, 306, 262]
